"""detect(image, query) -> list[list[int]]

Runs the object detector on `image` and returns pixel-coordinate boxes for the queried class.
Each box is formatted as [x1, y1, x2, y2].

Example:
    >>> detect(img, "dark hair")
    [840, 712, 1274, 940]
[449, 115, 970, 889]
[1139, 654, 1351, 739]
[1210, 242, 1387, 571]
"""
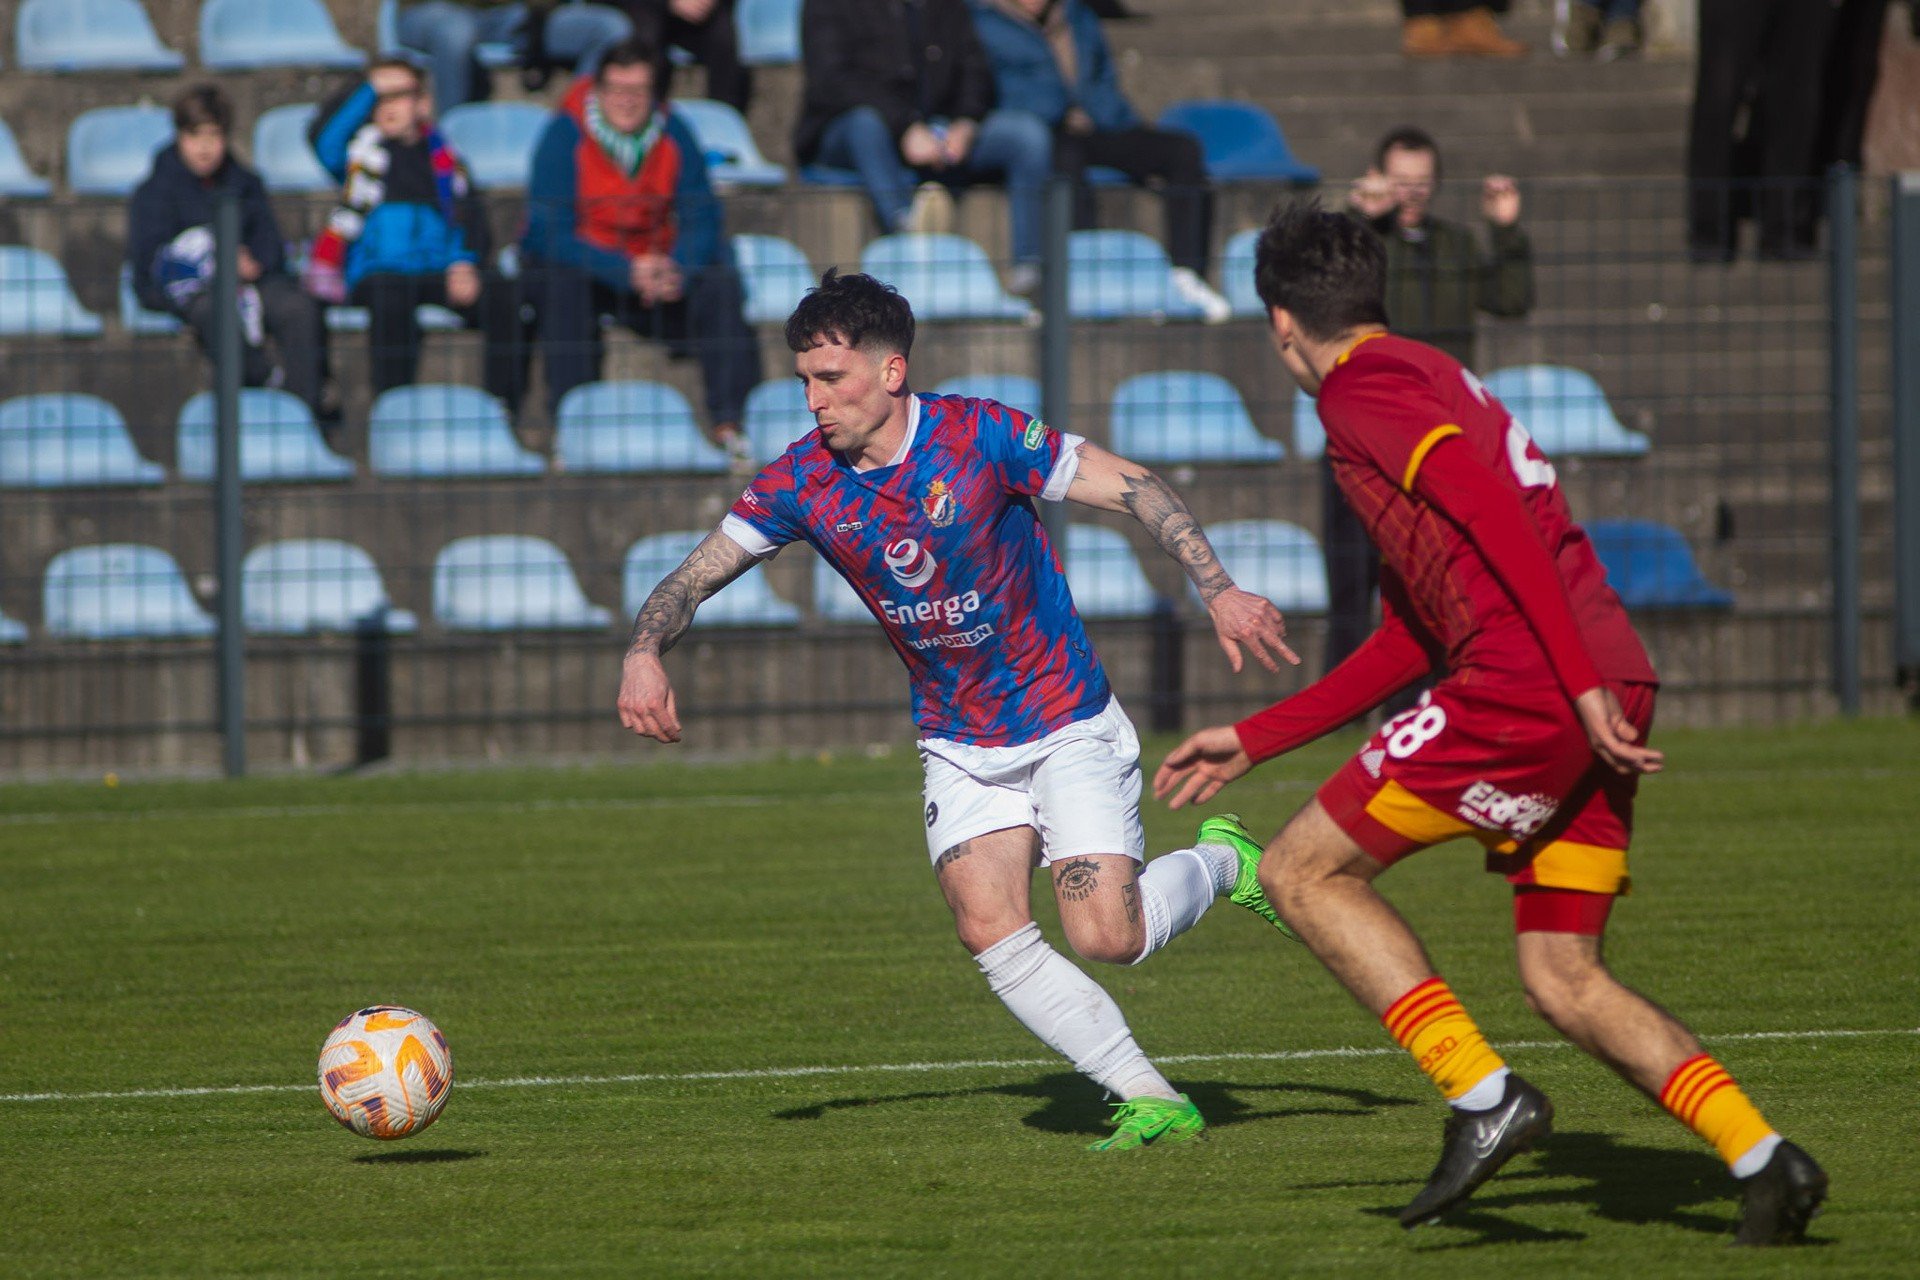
[367, 57, 426, 89]
[784, 269, 916, 357]
[1252, 200, 1390, 342]
[1374, 125, 1442, 182]
[171, 84, 233, 135]
[596, 35, 662, 83]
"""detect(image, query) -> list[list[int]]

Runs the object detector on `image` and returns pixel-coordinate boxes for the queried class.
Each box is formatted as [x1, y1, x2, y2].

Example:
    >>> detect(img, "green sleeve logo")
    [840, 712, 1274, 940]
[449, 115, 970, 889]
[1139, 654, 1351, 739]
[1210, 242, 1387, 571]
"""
[1023, 420, 1048, 450]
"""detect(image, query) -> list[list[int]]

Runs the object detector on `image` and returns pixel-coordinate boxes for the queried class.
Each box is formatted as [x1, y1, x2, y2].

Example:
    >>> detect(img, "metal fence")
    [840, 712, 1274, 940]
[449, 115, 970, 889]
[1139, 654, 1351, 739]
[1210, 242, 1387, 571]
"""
[0, 173, 1907, 776]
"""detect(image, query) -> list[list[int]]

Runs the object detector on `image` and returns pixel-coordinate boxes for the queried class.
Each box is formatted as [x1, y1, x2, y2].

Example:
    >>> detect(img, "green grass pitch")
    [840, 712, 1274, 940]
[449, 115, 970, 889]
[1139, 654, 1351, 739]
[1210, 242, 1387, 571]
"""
[2, 719, 1916, 1277]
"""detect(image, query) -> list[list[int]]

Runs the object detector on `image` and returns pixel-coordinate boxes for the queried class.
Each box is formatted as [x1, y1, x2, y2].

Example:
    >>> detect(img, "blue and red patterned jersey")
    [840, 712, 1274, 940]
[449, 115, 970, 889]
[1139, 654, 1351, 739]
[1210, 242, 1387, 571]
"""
[722, 393, 1111, 746]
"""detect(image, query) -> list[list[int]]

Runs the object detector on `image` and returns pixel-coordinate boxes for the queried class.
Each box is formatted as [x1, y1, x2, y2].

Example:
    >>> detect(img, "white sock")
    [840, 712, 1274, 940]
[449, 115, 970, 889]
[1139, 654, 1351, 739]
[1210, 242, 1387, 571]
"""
[1731, 1131, 1784, 1178]
[975, 922, 1179, 1101]
[1130, 848, 1227, 965]
[1190, 842, 1240, 893]
[1449, 1066, 1512, 1112]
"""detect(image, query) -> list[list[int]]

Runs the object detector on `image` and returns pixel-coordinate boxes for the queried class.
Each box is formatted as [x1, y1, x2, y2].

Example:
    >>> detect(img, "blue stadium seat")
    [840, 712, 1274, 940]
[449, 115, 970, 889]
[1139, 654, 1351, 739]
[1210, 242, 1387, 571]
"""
[1220, 227, 1262, 318]
[1291, 386, 1325, 460]
[624, 532, 800, 627]
[810, 555, 872, 623]
[554, 380, 731, 474]
[243, 539, 417, 635]
[0, 606, 26, 644]
[198, 0, 366, 70]
[671, 99, 788, 187]
[438, 102, 549, 190]
[738, 0, 801, 63]
[119, 263, 182, 335]
[861, 234, 1032, 321]
[1068, 230, 1203, 321]
[1480, 365, 1651, 457]
[15, 0, 183, 72]
[0, 116, 51, 198]
[44, 544, 216, 640]
[733, 233, 814, 324]
[376, 0, 399, 55]
[176, 389, 353, 483]
[0, 248, 104, 338]
[252, 104, 332, 193]
[932, 375, 1042, 419]
[0, 393, 162, 487]
[1196, 520, 1329, 612]
[1585, 520, 1734, 609]
[1109, 371, 1283, 463]
[434, 536, 612, 631]
[1064, 524, 1161, 620]
[1157, 100, 1320, 183]
[743, 377, 812, 463]
[368, 384, 545, 477]
[66, 104, 173, 197]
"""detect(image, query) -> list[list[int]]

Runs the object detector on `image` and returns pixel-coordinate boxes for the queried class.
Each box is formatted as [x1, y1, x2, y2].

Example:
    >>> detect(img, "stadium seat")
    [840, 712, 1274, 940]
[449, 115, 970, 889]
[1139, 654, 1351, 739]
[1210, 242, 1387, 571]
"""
[376, 0, 399, 55]
[1068, 230, 1203, 321]
[1063, 524, 1161, 620]
[738, 0, 801, 63]
[0, 116, 51, 198]
[1480, 365, 1652, 457]
[0, 606, 26, 644]
[809, 554, 872, 623]
[437, 101, 549, 189]
[252, 104, 332, 193]
[860, 234, 1032, 322]
[743, 377, 812, 463]
[0, 248, 105, 338]
[198, 0, 367, 70]
[0, 393, 162, 487]
[66, 104, 173, 197]
[43, 544, 217, 640]
[733, 233, 814, 325]
[118, 263, 182, 335]
[624, 532, 800, 627]
[368, 384, 545, 478]
[1291, 386, 1325, 460]
[1196, 520, 1329, 611]
[15, 0, 184, 72]
[1220, 228, 1262, 318]
[243, 539, 417, 635]
[671, 99, 788, 187]
[1585, 520, 1734, 609]
[434, 536, 612, 631]
[932, 374, 1042, 419]
[554, 380, 731, 474]
[176, 389, 353, 483]
[1109, 371, 1283, 463]
[1157, 100, 1320, 184]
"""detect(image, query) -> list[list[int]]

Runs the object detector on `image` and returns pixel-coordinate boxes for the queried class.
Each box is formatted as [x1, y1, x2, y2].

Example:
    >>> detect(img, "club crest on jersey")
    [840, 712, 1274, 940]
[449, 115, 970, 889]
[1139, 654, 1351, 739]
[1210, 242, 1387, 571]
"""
[922, 479, 956, 527]
[884, 538, 938, 588]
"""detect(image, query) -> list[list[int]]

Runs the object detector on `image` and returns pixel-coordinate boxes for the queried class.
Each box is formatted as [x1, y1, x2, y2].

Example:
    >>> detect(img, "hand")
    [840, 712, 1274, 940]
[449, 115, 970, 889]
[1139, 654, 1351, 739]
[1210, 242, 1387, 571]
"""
[1348, 168, 1396, 221]
[630, 252, 683, 304]
[445, 261, 481, 307]
[941, 119, 977, 164]
[670, 0, 717, 20]
[1482, 174, 1521, 227]
[618, 651, 682, 743]
[236, 247, 263, 282]
[900, 123, 948, 169]
[1575, 686, 1663, 775]
[1152, 725, 1253, 811]
[1206, 587, 1301, 673]
[1063, 107, 1095, 136]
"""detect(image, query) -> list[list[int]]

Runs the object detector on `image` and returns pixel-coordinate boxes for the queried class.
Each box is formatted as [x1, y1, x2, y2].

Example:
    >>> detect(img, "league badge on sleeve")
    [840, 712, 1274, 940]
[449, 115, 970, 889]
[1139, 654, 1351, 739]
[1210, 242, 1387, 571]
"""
[1023, 419, 1048, 450]
[923, 479, 957, 528]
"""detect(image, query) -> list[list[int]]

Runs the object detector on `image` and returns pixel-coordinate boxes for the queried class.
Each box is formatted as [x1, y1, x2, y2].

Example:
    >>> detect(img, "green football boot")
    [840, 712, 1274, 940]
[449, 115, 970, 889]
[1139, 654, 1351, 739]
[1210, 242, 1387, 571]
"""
[1087, 1094, 1207, 1152]
[1197, 813, 1299, 941]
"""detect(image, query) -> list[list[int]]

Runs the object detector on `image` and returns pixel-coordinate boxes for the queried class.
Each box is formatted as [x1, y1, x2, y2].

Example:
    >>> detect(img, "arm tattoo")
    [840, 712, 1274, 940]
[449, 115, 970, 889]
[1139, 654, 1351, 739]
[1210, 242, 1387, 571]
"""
[1053, 857, 1102, 903]
[625, 530, 762, 659]
[1117, 470, 1235, 603]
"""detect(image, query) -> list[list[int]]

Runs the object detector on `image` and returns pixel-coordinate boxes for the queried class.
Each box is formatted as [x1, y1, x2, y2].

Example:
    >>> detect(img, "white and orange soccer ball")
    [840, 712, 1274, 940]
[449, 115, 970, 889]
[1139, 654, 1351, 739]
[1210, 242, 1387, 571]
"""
[317, 1005, 454, 1140]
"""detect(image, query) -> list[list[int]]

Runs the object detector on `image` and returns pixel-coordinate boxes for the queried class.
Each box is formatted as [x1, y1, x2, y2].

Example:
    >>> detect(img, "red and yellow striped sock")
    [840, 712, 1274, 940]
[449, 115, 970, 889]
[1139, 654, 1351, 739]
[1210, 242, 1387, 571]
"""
[1382, 977, 1507, 1102]
[1660, 1054, 1776, 1169]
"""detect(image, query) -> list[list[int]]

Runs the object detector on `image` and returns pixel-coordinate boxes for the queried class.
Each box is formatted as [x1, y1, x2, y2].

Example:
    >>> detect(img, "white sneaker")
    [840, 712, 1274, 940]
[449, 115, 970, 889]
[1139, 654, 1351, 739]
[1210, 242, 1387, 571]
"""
[1169, 266, 1233, 325]
[904, 182, 955, 236]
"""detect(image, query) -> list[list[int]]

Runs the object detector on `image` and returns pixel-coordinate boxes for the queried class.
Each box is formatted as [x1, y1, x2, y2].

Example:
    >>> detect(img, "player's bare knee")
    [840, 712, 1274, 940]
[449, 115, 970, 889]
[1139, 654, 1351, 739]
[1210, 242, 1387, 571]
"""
[1519, 941, 1611, 1025]
[956, 915, 1031, 956]
[1061, 913, 1145, 966]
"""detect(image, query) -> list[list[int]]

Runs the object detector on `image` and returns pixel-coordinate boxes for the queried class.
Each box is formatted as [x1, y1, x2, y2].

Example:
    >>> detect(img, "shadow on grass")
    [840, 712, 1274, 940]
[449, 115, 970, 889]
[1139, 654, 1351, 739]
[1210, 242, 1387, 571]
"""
[775, 1074, 1418, 1136]
[352, 1148, 487, 1165]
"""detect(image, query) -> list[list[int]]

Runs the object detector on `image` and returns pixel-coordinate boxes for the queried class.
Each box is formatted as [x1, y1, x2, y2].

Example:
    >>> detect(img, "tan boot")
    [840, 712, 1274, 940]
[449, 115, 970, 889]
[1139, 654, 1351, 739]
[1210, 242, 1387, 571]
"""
[1402, 15, 1450, 57]
[1447, 7, 1529, 58]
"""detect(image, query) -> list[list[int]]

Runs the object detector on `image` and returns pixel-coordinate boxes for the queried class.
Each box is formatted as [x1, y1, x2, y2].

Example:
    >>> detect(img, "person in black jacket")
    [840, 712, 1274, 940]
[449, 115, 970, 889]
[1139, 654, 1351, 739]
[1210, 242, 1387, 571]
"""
[795, 0, 1053, 285]
[127, 85, 327, 413]
[589, 0, 751, 112]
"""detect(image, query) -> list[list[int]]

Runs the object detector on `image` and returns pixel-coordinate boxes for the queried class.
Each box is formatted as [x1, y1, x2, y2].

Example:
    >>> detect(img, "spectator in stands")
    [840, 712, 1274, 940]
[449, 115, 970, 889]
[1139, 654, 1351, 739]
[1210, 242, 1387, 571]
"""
[309, 60, 528, 406]
[1325, 126, 1532, 674]
[127, 85, 328, 416]
[396, 1, 634, 114]
[795, 0, 1054, 292]
[1552, 0, 1643, 60]
[969, 0, 1231, 320]
[606, 0, 753, 112]
[521, 38, 760, 460]
[1400, 1, 1526, 58]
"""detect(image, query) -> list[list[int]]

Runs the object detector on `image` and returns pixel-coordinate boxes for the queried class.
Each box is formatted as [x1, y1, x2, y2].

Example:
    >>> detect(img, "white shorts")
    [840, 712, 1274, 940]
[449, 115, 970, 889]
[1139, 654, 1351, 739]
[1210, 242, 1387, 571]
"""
[917, 697, 1146, 866]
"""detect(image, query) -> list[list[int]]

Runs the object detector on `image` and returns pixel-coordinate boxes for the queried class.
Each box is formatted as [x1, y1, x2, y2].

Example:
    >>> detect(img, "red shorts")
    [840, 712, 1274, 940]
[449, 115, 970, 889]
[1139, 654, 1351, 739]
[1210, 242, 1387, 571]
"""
[1318, 679, 1657, 930]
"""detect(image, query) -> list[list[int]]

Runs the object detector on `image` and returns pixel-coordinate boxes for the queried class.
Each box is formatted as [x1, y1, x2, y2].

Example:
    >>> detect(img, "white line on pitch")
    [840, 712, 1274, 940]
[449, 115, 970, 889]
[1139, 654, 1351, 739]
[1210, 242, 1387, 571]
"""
[2, 1026, 1912, 1106]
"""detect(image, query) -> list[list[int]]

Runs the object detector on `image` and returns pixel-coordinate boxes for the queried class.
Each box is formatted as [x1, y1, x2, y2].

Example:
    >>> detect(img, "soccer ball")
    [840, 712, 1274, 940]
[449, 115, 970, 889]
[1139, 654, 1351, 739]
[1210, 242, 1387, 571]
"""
[317, 1005, 454, 1140]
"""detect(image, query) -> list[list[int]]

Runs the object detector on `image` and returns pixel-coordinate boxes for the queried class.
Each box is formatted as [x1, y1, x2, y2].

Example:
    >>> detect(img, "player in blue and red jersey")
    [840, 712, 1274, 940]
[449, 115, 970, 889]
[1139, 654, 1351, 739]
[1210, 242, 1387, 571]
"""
[1154, 204, 1825, 1240]
[619, 269, 1299, 1150]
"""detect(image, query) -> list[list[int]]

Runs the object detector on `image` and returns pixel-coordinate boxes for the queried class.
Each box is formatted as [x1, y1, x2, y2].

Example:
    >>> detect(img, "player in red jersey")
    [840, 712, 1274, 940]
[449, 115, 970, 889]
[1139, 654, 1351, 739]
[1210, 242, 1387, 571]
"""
[1154, 203, 1826, 1242]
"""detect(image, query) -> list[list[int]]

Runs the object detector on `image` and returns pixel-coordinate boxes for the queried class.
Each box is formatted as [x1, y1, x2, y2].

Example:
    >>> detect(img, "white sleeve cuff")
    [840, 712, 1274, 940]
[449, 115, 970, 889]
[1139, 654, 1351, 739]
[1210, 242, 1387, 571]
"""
[719, 514, 779, 558]
[1040, 433, 1086, 502]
